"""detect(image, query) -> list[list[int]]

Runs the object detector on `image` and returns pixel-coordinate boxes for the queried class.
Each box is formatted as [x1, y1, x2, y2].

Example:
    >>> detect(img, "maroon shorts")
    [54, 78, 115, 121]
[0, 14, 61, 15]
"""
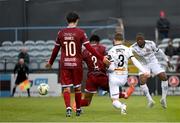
[60, 68, 83, 88]
[85, 73, 109, 93]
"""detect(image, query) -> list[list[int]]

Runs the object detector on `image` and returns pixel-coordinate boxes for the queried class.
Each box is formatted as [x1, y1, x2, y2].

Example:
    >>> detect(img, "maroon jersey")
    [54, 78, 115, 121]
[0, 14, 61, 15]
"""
[83, 44, 107, 74]
[51, 27, 89, 69]
[49, 27, 104, 70]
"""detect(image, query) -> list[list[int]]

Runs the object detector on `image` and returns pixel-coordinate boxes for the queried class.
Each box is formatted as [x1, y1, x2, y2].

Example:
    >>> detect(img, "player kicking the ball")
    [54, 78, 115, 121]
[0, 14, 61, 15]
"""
[108, 33, 150, 115]
[73, 35, 135, 111]
[130, 33, 173, 109]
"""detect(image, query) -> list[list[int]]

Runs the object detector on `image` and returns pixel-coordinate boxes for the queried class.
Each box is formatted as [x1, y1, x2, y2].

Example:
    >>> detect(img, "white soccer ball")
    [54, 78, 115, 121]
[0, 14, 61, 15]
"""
[38, 83, 49, 95]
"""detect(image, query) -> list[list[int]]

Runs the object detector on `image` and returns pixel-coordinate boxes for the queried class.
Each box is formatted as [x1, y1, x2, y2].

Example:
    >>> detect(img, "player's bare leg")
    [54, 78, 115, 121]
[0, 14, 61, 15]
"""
[74, 86, 82, 116]
[140, 74, 155, 108]
[157, 72, 168, 109]
[81, 93, 93, 106]
[63, 87, 72, 117]
[72, 92, 93, 112]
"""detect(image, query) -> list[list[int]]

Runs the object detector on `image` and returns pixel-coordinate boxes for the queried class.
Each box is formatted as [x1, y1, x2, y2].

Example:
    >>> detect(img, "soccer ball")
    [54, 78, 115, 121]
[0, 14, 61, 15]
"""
[38, 83, 49, 95]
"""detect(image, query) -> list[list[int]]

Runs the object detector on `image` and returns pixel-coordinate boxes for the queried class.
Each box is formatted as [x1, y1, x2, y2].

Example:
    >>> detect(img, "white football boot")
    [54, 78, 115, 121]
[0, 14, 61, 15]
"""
[148, 99, 155, 108]
[121, 103, 127, 115]
[160, 98, 167, 109]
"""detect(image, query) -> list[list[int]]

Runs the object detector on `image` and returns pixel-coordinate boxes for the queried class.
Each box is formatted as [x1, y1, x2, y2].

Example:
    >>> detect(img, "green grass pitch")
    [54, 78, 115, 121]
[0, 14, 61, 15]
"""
[0, 95, 180, 122]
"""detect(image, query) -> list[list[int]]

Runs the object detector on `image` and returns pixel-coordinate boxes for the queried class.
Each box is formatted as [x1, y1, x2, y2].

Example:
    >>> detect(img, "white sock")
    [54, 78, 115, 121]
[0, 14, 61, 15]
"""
[161, 81, 168, 99]
[112, 100, 123, 109]
[140, 84, 153, 101]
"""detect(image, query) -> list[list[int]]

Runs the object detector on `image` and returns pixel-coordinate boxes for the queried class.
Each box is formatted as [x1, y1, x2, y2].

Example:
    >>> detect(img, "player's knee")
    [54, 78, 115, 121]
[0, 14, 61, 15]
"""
[74, 87, 81, 93]
[140, 75, 147, 84]
[63, 87, 70, 93]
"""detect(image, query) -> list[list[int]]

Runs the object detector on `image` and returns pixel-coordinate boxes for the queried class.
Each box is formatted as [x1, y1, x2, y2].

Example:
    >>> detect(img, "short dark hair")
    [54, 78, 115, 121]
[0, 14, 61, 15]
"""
[90, 35, 100, 43]
[66, 12, 79, 23]
[114, 33, 123, 41]
[136, 33, 144, 39]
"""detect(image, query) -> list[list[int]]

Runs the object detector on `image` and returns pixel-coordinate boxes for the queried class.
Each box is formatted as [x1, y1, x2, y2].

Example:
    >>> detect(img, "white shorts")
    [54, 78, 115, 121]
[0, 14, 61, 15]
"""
[109, 73, 128, 99]
[139, 62, 165, 75]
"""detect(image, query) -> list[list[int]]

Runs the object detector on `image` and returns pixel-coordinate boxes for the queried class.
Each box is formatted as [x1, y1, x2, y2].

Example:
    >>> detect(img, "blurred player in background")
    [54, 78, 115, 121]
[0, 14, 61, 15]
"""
[12, 58, 30, 97]
[45, 12, 110, 117]
[130, 33, 174, 108]
[73, 35, 134, 111]
[108, 33, 149, 114]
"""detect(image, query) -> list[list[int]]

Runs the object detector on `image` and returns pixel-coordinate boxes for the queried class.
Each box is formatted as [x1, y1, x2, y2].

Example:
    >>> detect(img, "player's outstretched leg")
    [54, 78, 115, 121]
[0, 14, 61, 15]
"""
[140, 84, 155, 108]
[158, 72, 168, 109]
[139, 74, 155, 108]
[160, 80, 168, 109]
[112, 100, 127, 115]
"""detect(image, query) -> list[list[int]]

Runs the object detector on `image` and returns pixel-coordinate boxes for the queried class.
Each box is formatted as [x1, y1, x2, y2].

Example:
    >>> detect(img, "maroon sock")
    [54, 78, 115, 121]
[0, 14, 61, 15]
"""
[75, 92, 82, 109]
[63, 91, 71, 108]
[119, 92, 125, 98]
[81, 99, 90, 106]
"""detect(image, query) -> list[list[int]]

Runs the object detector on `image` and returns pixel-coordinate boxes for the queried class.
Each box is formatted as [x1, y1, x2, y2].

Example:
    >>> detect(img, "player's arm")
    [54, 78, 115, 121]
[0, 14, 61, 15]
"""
[129, 48, 150, 77]
[130, 56, 150, 77]
[106, 52, 115, 72]
[46, 36, 61, 69]
[152, 42, 174, 69]
[83, 41, 110, 66]
[157, 49, 174, 69]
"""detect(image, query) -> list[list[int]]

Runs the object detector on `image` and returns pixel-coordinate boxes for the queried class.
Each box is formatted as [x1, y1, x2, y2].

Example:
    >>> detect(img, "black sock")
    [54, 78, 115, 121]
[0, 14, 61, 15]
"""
[27, 88, 30, 97]
[12, 87, 16, 96]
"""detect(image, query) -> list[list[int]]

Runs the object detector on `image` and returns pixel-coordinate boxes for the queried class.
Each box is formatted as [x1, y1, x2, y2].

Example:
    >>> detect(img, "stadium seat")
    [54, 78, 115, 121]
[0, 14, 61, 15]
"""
[47, 45, 54, 51]
[1, 52, 13, 59]
[6, 61, 16, 70]
[51, 59, 59, 69]
[101, 39, 112, 45]
[2, 41, 12, 46]
[13, 40, 23, 46]
[35, 40, 46, 46]
[42, 50, 52, 58]
[168, 59, 177, 72]
[8, 46, 19, 52]
[39, 61, 46, 69]
[158, 43, 168, 50]
[172, 38, 180, 43]
[30, 45, 43, 51]
[29, 61, 39, 70]
[161, 38, 170, 43]
[46, 40, 55, 45]
[172, 42, 179, 48]
[29, 50, 39, 57]
[24, 40, 35, 46]
[106, 44, 113, 50]
[0, 47, 6, 56]
[0, 62, 4, 71]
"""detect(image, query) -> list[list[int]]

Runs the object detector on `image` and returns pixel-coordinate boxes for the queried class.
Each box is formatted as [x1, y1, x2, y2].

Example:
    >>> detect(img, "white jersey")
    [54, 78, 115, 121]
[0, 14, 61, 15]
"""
[130, 40, 159, 64]
[108, 44, 133, 75]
